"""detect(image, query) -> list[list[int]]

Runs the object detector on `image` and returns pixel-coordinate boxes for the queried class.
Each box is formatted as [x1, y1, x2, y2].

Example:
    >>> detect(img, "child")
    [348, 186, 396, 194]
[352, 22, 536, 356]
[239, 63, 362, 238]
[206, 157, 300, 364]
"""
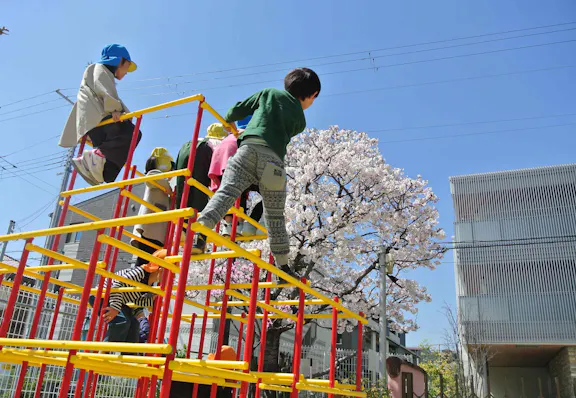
[193, 68, 321, 282]
[101, 249, 167, 344]
[175, 123, 227, 212]
[130, 147, 174, 265]
[59, 44, 142, 185]
[208, 115, 264, 236]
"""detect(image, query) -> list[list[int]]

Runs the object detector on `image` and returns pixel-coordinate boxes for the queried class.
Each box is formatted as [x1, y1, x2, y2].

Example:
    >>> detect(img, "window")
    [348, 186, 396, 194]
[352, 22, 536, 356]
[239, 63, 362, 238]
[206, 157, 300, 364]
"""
[337, 334, 343, 345]
[65, 224, 83, 243]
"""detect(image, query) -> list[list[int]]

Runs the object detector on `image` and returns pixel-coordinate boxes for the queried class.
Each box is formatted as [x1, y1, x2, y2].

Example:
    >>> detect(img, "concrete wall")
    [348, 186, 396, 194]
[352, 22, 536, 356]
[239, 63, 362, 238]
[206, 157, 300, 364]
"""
[490, 367, 554, 398]
[548, 347, 576, 398]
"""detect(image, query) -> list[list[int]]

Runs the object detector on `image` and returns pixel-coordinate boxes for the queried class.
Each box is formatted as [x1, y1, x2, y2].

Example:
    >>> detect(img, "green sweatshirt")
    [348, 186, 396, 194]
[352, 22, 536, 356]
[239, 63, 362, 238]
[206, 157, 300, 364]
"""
[224, 88, 306, 160]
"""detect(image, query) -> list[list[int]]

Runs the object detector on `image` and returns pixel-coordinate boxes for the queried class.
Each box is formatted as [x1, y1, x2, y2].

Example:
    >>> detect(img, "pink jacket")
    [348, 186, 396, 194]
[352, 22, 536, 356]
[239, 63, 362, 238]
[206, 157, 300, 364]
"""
[208, 134, 238, 191]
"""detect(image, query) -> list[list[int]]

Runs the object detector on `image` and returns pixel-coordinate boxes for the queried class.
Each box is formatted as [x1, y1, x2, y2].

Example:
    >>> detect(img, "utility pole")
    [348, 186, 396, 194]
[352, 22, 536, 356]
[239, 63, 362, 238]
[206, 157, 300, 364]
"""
[42, 90, 76, 267]
[0, 220, 16, 262]
[378, 248, 394, 391]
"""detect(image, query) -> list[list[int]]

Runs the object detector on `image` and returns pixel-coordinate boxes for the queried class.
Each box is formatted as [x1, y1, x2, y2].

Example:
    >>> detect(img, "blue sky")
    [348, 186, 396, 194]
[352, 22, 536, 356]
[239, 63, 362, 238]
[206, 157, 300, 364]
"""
[1, 0, 575, 346]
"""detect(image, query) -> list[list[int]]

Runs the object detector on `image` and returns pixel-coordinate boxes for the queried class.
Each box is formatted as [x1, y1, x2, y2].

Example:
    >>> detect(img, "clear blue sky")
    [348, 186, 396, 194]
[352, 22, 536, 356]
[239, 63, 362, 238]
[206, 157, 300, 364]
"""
[2, 0, 575, 346]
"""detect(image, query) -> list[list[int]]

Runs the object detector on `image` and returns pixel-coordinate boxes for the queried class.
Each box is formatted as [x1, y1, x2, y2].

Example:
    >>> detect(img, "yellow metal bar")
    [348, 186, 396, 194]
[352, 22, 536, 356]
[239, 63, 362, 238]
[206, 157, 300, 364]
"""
[187, 178, 266, 234]
[0, 261, 83, 291]
[226, 290, 297, 321]
[0, 338, 172, 354]
[296, 383, 366, 397]
[2, 348, 69, 357]
[209, 299, 324, 307]
[165, 248, 261, 264]
[134, 169, 170, 193]
[305, 379, 358, 390]
[73, 358, 158, 379]
[169, 362, 257, 383]
[192, 223, 368, 325]
[0, 207, 195, 242]
[171, 371, 227, 386]
[97, 94, 204, 127]
[0, 352, 66, 367]
[25, 262, 106, 272]
[174, 358, 249, 370]
[258, 383, 293, 393]
[29, 244, 166, 298]
[98, 235, 179, 273]
[75, 352, 166, 365]
[71, 356, 161, 376]
[121, 190, 163, 213]
[65, 203, 162, 251]
[184, 282, 279, 291]
[200, 102, 238, 136]
[1, 281, 80, 305]
[60, 168, 190, 197]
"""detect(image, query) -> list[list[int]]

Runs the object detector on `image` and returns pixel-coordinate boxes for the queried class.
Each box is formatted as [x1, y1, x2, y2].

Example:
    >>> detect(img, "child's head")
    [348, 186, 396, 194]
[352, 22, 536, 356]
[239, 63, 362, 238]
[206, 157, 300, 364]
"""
[142, 248, 167, 284]
[145, 147, 175, 173]
[284, 68, 321, 110]
[98, 44, 137, 80]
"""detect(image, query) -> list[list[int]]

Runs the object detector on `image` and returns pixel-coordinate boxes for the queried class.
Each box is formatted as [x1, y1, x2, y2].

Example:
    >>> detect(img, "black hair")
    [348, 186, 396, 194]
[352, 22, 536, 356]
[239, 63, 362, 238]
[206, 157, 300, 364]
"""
[104, 58, 129, 80]
[284, 68, 321, 100]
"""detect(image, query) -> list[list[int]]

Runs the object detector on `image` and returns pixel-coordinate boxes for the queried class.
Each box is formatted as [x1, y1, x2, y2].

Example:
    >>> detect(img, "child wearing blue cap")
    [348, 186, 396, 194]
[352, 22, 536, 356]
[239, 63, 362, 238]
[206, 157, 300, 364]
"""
[59, 44, 142, 185]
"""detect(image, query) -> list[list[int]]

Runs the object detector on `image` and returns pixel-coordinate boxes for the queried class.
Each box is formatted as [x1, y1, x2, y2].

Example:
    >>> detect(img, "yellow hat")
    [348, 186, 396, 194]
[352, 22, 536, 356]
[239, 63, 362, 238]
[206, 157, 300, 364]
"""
[150, 147, 174, 172]
[206, 123, 227, 140]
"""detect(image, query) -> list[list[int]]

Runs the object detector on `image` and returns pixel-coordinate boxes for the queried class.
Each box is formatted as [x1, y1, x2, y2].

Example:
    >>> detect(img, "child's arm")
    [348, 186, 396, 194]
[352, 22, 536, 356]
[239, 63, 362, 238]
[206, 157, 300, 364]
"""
[108, 267, 147, 312]
[225, 90, 265, 123]
[92, 65, 125, 115]
[133, 293, 156, 309]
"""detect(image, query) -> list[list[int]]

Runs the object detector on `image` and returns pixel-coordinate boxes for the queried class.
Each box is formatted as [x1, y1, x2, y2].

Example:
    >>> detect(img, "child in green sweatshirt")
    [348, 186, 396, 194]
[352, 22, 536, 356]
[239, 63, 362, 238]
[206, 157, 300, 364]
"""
[193, 68, 320, 283]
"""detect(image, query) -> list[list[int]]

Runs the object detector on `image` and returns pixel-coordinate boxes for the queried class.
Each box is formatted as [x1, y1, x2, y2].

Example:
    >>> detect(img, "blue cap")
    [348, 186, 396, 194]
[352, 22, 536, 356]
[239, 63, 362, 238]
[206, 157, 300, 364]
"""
[98, 44, 137, 72]
[237, 115, 252, 130]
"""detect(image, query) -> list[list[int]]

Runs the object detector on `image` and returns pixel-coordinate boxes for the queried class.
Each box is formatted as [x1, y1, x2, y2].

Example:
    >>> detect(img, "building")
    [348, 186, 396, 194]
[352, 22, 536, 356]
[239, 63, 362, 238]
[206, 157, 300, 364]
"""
[450, 164, 576, 397]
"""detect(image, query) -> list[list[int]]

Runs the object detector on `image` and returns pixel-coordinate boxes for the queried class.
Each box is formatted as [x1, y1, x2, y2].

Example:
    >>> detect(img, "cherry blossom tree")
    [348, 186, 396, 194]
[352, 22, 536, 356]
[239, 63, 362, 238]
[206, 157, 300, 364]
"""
[187, 126, 445, 378]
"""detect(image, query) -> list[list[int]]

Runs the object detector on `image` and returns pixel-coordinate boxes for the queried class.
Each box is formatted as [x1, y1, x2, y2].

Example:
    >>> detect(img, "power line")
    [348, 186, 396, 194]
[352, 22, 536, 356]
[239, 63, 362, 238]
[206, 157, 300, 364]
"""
[0, 104, 70, 124]
[379, 121, 576, 144]
[0, 97, 64, 117]
[117, 20, 576, 84]
[16, 195, 60, 224]
[1, 134, 61, 157]
[116, 29, 576, 96]
[0, 158, 59, 195]
[0, 91, 56, 109]
[13, 151, 67, 166]
[0, 162, 66, 177]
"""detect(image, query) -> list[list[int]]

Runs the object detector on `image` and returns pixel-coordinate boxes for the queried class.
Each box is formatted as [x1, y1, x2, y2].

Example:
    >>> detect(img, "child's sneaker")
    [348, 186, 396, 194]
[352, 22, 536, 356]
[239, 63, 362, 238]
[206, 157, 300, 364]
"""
[192, 233, 207, 254]
[277, 265, 301, 286]
[83, 149, 106, 184]
[72, 154, 99, 186]
[220, 221, 232, 237]
[241, 222, 257, 236]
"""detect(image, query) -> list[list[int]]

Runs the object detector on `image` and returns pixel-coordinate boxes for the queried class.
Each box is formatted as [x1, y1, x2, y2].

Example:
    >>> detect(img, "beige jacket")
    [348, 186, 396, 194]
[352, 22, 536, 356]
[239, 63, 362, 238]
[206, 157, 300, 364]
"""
[59, 64, 129, 148]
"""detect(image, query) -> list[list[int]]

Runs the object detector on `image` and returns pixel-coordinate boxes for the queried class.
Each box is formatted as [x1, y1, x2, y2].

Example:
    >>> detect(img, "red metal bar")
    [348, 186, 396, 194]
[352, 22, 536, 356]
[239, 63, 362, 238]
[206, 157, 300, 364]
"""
[34, 287, 64, 398]
[356, 311, 364, 391]
[186, 313, 197, 358]
[157, 101, 204, 398]
[209, 198, 241, 398]
[82, 166, 138, 397]
[57, 229, 105, 398]
[236, 313, 245, 361]
[20, 141, 86, 395]
[192, 231, 219, 398]
[0, 238, 33, 340]
[254, 266, 273, 398]
[328, 296, 339, 398]
[290, 279, 306, 398]
[239, 260, 261, 398]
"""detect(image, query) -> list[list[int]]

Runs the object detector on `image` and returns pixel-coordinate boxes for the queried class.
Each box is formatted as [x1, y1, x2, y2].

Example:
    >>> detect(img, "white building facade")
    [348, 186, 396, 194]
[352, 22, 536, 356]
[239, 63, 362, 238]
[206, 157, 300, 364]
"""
[450, 164, 576, 398]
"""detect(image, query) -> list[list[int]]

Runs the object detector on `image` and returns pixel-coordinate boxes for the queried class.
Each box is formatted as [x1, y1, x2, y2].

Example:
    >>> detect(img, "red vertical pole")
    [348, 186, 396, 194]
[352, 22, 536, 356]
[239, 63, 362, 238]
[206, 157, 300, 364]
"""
[356, 312, 364, 392]
[83, 166, 137, 397]
[157, 101, 204, 398]
[186, 313, 197, 358]
[209, 197, 241, 398]
[17, 140, 87, 395]
[0, 239, 33, 340]
[290, 279, 306, 398]
[192, 233, 219, 398]
[255, 267, 273, 398]
[57, 229, 105, 398]
[239, 261, 261, 398]
[328, 297, 339, 398]
[34, 287, 64, 398]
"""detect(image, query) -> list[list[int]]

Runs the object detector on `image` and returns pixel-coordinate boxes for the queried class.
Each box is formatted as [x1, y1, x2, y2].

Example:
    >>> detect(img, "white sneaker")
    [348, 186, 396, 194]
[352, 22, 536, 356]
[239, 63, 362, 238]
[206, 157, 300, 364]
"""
[241, 222, 257, 236]
[82, 149, 106, 184]
[221, 221, 232, 237]
[72, 154, 99, 186]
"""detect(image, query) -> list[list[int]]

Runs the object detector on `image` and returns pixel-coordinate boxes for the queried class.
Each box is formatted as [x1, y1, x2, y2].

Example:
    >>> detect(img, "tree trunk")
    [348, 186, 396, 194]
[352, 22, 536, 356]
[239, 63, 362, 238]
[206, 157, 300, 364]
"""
[262, 328, 283, 398]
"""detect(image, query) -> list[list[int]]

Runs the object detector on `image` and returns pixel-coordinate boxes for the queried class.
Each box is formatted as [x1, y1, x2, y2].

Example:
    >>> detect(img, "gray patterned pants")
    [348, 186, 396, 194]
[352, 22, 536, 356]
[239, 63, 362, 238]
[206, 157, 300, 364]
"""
[197, 143, 290, 265]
